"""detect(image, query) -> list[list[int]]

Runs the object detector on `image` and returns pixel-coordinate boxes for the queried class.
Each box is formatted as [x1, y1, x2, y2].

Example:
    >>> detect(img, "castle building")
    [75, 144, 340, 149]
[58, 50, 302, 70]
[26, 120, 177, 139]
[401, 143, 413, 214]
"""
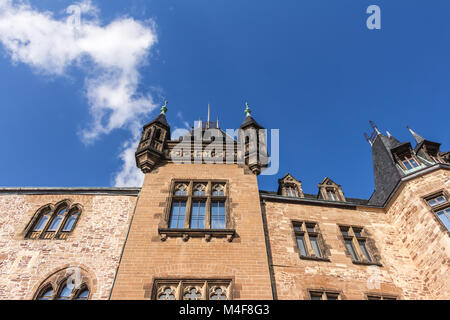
[0, 103, 449, 300]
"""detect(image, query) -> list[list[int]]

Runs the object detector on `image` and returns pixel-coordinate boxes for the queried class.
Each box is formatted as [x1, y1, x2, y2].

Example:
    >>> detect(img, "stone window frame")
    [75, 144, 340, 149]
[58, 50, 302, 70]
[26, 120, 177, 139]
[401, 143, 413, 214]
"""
[291, 220, 331, 262]
[158, 179, 235, 242]
[151, 278, 233, 300]
[24, 200, 83, 240]
[307, 289, 343, 300]
[423, 190, 450, 234]
[338, 224, 382, 266]
[33, 267, 93, 300]
[365, 293, 398, 300]
[392, 148, 422, 171]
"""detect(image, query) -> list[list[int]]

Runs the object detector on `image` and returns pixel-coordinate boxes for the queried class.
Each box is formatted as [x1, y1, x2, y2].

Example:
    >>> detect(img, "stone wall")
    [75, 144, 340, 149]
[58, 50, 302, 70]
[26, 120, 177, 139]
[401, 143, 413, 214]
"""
[110, 164, 273, 300]
[385, 168, 450, 299]
[0, 193, 137, 300]
[263, 201, 425, 300]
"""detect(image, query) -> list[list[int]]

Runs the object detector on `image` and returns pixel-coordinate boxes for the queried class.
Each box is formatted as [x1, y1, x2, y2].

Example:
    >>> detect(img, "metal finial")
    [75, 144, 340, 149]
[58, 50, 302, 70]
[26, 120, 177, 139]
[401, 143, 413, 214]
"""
[160, 101, 168, 115]
[244, 102, 251, 117]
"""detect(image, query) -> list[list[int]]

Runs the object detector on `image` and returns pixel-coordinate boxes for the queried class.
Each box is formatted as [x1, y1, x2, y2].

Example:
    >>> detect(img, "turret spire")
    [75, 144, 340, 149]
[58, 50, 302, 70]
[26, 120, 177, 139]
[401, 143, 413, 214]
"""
[407, 126, 425, 144]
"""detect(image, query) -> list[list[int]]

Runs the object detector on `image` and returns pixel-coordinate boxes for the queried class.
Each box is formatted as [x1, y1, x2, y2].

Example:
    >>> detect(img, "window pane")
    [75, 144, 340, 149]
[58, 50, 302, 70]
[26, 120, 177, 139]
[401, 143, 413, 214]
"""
[410, 158, 419, 168]
[345, 239, 359, 261]
[367, 295, 381, 300]
[169, 201, 186, 229]
[34, 214, 49, 231]
[48, 208, 66, 231]
[190, 202, 205, 229]
[76, 289, 90, 300]
[429, 196, 446, 207]
[286, 187, 296, 197]
[211, 201, 226, 229]
[309, 236, 322, 258]
[193, 185, 205, 196]
[340, 227, 350, 237]
[327, 191, 337, 201]
[437, 210, 450, 230]
[57, 284, 72, 300]
[326, 293, 339, 300]
[38, 288, 53, 300]
[306, 224, 315, 233]
[358, 240, 372, 262]
[353, 228, 362, 238]
[403, 160, 413, 170]
[293, 223, 302, 232]
[62, 212, 79, 231]
[296, 235, 307, 256]
[310, 292, 323, 300]
[212, 185, 225, 196]
[174, 184, 187, 196]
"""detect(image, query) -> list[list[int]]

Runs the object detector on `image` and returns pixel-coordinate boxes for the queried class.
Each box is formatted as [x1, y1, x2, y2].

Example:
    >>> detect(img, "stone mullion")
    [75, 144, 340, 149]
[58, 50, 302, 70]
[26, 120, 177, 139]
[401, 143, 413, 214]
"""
[302, 224, 313, 257]
[176, 281, 183, 300]
[202, 281, 208, 300]
[205, 181, 212, 229]
[184, 182, 194, 228]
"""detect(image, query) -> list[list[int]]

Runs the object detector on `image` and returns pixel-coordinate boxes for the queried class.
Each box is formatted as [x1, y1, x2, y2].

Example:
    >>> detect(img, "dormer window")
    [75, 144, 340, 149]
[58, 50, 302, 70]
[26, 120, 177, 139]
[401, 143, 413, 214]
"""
[400, 155, 420, 170]
[318, 177, 346, 202]
[430, 154, 441, 164]
[278, 174, 304, 198]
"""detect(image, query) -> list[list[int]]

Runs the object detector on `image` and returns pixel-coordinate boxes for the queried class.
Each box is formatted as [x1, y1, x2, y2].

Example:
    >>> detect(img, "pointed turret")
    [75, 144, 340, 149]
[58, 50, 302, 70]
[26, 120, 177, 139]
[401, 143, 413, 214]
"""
[366, 122, 411, 205]
[407, 126, 445, 164]
[238, 102, 268, 175]
[407, 126, 425, 144]
[135, 101, 171, 173]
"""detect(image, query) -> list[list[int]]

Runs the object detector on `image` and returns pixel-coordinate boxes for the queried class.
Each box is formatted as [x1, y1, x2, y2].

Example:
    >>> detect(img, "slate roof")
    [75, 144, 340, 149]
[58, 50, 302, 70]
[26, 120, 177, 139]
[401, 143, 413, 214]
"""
[240, 116, 264, 129]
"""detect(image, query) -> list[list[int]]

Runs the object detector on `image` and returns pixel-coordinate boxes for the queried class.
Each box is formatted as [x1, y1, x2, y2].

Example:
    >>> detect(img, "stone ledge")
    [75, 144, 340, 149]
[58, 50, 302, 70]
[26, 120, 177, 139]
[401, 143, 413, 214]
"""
[158, 228, 236, 242]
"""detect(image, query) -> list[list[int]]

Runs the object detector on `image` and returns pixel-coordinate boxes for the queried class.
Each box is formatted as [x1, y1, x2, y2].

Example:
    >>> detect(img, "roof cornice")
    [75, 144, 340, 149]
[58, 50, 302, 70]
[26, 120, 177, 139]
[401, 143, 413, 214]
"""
[0, 187, 141, 196]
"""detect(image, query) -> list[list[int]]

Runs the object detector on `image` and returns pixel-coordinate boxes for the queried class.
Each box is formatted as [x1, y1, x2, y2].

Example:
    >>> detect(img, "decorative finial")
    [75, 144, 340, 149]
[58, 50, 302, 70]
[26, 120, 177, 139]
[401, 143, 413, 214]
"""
[406, 125, 424, 144]
[160, 101, 168, 115]
[208, 104, 211, 123]
[244, 102, 251, 117]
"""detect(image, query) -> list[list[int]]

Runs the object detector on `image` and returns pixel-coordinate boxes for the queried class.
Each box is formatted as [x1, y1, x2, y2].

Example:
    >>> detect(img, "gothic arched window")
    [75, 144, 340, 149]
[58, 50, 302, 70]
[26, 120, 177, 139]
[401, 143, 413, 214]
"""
[26, 201, 82, 240]
[212, 184, 225, 196]
[193, 184, 206, 196]
[174, 183, 188, 196]
[34, 267, 93, 300]
[62, 210, 81, 232]
[47, 206, 67, 231]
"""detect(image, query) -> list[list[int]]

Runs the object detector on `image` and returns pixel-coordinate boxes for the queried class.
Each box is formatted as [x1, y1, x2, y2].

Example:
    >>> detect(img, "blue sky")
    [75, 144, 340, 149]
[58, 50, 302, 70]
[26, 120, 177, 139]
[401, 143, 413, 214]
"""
[0, 0, 449, 199]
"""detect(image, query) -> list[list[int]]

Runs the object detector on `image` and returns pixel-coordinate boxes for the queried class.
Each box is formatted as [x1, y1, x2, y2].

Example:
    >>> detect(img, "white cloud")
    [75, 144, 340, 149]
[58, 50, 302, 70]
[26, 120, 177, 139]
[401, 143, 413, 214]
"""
[0, 0, 158, 187]
[113, 125, 144, 187]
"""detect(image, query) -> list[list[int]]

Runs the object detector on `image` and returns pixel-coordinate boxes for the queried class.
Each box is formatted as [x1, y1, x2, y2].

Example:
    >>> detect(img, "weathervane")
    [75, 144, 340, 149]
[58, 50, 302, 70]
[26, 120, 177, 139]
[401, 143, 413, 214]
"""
[244, 102, 251, 117]
[160, 101, 168, 115]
